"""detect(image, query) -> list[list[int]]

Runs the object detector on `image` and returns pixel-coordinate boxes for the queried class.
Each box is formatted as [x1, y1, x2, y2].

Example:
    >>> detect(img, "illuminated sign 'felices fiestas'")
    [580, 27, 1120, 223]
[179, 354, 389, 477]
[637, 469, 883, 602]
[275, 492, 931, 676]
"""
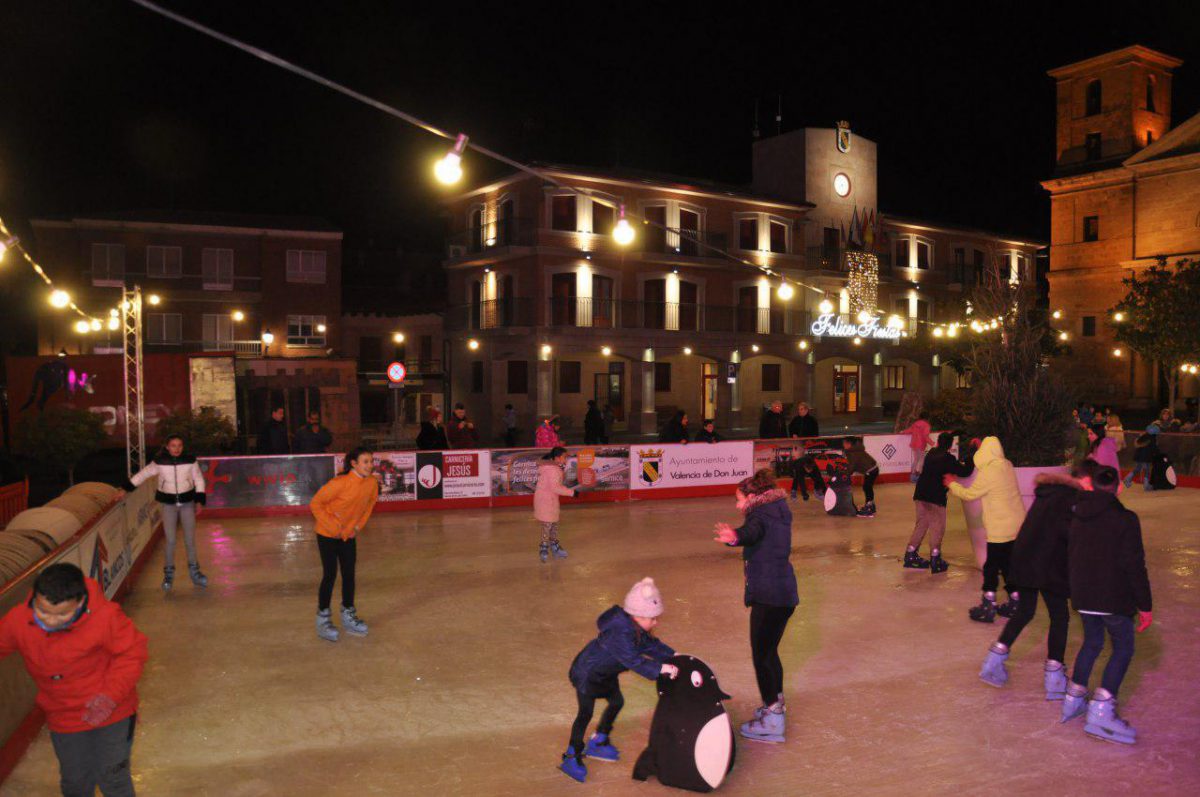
[810, 313, 901, 340]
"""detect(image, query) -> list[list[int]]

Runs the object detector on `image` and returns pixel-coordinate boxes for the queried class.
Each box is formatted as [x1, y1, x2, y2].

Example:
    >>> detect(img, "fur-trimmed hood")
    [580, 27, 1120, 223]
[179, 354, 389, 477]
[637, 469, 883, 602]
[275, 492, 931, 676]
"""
[1034, 471, 1083, 489]
[741, 487, 789, 514]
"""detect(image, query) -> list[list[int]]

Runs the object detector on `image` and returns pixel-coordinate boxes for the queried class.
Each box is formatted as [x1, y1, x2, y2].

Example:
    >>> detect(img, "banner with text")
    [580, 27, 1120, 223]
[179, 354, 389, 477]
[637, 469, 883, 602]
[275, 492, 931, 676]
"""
[752, 439, 850, 480]
[413, 450, 491, 500]
[629, 441, 754, 491]
[864, 434, 916, 475]
[335, 452, 417, 502]
[491, 446, 631, 495]
[199, 455, 336, 509]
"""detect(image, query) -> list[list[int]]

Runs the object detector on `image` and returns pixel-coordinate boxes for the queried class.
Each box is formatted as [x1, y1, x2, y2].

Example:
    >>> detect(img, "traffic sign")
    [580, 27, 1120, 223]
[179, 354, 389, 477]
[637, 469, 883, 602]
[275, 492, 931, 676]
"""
[387, 361, 407, 383]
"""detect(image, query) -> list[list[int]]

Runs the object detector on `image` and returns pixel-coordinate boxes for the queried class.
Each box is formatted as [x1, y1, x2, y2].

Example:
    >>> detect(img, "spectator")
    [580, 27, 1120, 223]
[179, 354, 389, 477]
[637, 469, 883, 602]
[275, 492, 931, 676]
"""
[695, 419, 723, 444]
[416, 407, 450, 451]
[536, 415, 564, 448]
[788, 402, 819, 439]
[602, 404, 616, 444]
[1105, 412, 1125, 452]
[1086, 423, 1120, 472]
[502, 404, 518, 448]
[660, 411, 690, 444]
[258, 406, 291, 455]
[584, 400, 606, 445]
[446, 403, 480, 449]
[758, 400, 788, 439]
[293, 411, 334, 454]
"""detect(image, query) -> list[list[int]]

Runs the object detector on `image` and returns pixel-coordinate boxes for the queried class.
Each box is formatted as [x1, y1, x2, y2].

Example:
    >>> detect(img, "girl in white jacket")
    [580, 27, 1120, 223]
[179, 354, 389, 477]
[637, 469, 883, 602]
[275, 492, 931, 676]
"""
[120, 435, 208, 591]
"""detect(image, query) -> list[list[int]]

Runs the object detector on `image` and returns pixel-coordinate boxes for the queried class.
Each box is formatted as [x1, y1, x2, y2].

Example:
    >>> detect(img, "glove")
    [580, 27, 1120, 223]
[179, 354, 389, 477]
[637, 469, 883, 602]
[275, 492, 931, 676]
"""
[1136, 610, 1153, 633]
[660, 663, 679, 680]
[82, 694, 117, 727]
[195, 493, 207, 506]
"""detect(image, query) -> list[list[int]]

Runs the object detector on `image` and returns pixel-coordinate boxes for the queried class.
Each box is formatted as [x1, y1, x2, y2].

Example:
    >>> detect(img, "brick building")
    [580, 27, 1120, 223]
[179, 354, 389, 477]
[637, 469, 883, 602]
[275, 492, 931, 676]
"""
[1042, 46, 1200, 409]
[441, 130, 1040, 443]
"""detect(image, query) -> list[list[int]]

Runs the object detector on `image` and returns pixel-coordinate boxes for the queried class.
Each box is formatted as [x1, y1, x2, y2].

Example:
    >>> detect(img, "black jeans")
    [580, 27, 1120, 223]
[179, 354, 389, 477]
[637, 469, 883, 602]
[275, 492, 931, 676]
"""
[791, 467, 826, 498]
[862, 468, 879, 503]
[50, 714, 136, 797]
[982, 541, 1015, 595]
[568, 686, 624, 754]
[1072, 613, 1136, 697]
[750, 604, 795, 705]
[317, 535, 357, 611]
[997, 589, 1070, 663]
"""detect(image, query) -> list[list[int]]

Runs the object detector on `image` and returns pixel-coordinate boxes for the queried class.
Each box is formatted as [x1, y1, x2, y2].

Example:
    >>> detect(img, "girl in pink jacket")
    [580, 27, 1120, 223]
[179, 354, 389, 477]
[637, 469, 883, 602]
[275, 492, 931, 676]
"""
[536, 415, 564, 447]
[535, 447, 576, 562]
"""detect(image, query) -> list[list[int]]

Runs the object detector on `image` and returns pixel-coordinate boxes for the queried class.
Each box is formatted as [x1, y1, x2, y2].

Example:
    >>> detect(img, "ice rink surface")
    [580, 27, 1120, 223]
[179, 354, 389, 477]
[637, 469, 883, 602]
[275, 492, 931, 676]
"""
[3, 483, 1199, 796]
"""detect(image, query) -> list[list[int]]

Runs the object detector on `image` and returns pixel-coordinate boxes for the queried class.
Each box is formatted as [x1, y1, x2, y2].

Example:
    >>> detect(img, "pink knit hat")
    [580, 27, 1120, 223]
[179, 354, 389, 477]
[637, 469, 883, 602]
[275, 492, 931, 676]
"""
[623, 577, 664, 618]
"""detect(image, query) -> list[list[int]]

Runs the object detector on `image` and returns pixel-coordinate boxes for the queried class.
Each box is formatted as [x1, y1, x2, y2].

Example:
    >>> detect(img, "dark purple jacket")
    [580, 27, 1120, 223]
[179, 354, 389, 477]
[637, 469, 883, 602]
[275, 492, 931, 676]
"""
[569, 606, 675, 696]
[729, 489, 799, 608]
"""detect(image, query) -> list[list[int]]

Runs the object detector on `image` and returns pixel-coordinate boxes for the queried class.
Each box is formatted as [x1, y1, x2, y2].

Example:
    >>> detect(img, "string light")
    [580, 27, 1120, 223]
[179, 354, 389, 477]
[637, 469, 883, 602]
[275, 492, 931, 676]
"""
[613, 205, 635, 246]
[0, 235, 17, 261]
[74, 320, 90, 333]
[90, 319, 102, 331]
[49, 289, 71, 308]
[232, 310, 245, 322]
[434, 133, 468, 185]
[393, 332, 405, 343]
[107, 317, 120, 331]
[776, 281, 794, 301]
[886, 315, 904, 330]
[468, 339, 480, 350]
[601, 346, 612, 356]
[933, 327, 945, 338]
[818, 299, 834, 315]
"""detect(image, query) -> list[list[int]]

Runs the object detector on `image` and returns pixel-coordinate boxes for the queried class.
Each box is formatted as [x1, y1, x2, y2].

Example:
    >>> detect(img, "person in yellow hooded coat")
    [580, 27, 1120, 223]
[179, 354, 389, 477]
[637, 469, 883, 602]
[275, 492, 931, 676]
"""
[945, 436, 1027, 623]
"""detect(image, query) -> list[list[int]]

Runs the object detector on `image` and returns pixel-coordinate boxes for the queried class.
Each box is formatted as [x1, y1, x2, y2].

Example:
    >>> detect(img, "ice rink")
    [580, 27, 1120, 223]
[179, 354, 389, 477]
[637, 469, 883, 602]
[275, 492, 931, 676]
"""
[3, 483, 1199, 796]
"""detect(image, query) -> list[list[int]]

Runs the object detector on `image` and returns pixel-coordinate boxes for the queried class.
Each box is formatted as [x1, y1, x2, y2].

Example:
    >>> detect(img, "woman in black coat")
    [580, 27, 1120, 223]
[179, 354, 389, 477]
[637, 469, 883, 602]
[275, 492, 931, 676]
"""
[714, 469, 799, 744]
[659, 411, 689, 444]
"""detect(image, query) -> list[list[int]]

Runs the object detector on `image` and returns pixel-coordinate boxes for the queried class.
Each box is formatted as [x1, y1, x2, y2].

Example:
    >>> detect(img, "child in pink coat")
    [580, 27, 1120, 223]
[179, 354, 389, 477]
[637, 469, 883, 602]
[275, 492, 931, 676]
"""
[535, 447, 576, 562]
[900, 411, 933, 482]
[536, 415, 565, 447]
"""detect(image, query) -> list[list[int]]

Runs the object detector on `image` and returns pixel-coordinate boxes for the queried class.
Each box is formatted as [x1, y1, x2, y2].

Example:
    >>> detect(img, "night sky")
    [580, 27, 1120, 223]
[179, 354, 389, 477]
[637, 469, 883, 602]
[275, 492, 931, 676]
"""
[2, 2, 1199, 263]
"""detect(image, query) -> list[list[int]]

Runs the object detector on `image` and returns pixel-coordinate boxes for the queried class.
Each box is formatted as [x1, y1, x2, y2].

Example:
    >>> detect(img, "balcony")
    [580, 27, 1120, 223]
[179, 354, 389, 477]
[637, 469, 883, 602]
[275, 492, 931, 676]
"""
[446, 217, 536, 259]
[445, 298, 537, 331]
[542, 299, 804, 335]
[638, 228, 729, 259]
[141, 340, 265, 357]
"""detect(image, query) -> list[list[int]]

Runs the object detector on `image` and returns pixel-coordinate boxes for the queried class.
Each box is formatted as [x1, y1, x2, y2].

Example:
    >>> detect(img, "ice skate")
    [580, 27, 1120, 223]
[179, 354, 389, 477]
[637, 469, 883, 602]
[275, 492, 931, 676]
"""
[740, 702, 785, 743]
[161, 565, 175, 592]
[968, 595, 997, 623]
[979, 645, 1009, 688]
[585, 732, 619, 762]
[550, 542, 568, 559]
[188, 562, 208, 588]
[316, 609, 340, 642]
[559, 746, 587, 782]
[929, 552, 949, 574]
[539, 544, 549, 563]
[996, 595, 1020, 618]
[1084, 695, 1136, 744]
[1044, 661, 1067, 701]
[1061, 683, 1087, 723]
[903, 549, 929, 569]
[340, 606, 369, 636]
[855, 501, 876, 519]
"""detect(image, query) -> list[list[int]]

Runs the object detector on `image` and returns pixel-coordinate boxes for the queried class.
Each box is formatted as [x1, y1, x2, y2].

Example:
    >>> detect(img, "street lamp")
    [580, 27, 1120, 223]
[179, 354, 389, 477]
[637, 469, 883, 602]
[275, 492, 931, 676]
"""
[261, 329, 274, 355]
[74, 320, 90, 333]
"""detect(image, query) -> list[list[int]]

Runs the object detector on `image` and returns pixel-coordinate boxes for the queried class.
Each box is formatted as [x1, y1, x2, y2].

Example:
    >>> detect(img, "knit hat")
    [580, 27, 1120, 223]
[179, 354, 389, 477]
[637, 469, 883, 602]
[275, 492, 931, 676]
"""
[623, 577, 664, 618]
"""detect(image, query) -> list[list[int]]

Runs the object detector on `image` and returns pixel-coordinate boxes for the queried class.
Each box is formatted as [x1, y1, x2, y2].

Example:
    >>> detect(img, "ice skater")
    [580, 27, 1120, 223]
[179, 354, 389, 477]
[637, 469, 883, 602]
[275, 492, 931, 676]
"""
[978, 466, 1085, 694]
[535, 446, 576, 562]
[898, 410, 932, 482]
[560, 578, 678, 783]
[713, 469, 799, 743]
[842, 437, 879, 518]
[790, 454, 827, 502]
[309, 447, 379, 642]
[905, 432, 973, 573]
[118, 434, 209, 591]
[1060, 465, 1153, 744]
[946, 436, 1027, 622]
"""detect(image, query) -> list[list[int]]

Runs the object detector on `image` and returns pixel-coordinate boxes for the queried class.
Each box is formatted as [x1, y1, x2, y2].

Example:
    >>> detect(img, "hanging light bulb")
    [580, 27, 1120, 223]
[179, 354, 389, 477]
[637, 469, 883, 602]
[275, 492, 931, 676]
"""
[683, 347, 693, 355]
[74, 319, 90, 333]
[601, 346, 612, 357]
[232, 310, 245, 322]
[947, 324, 959, 338]
[1052, 309, 1062, 320]
[393, 332, 405, 343]
[933, 327, 945, 338]
[109, 308, 119, 317]
[0, 235, 17, 261]
[798, 339, 809, 350]
[147, 294, 161, 306]
[90, 318, 102, 331]
[467, 338, 480, 350]
[886, 315, 903, 330]
[776, 281, 794, 301]
[434, 133, 468, 185]
[856, 310, 872, 324]
[818, 298, 834, 315]
[613, 204, 635, 246]
[107, 317, 119, 331]
[316, 323, 326, 333]
[852, 336, 862, 346]
[751, 344, 760, 352]
[1113, 312, 1125, 323]
[49, 289, 70, 308]
[1112, 348, 1123, 357]
[1059, 331, 1069, 341]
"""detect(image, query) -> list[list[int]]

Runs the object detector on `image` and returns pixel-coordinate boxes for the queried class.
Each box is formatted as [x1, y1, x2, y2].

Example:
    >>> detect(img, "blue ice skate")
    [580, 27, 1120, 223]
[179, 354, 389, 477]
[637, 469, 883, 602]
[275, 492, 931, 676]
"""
[740, 704, 785, 743]
[559, 746, 587, 782]
[1044, 661, 1067, 701]
[979, 646, 1009, 688]
[1061, 684, 1088, 723]
[585, 732, 619, 762]
[1084, 697, 1137, 744]
[550, 542, 569, 559]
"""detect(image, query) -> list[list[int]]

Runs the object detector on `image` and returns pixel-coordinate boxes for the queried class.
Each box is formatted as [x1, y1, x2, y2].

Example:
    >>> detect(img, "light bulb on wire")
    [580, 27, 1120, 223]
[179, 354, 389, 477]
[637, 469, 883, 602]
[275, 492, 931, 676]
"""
[434, 133, 468, 185]
[74, 320, 90, 334]
[776, 281, 794, 301]
[613, 205, 635, 246]
[49, 289, 70, 308]
[0, 235, 17, 261]
[818, 299, 834, 315]
[107, 317, 119, 331]
[90, 319, 101, 331]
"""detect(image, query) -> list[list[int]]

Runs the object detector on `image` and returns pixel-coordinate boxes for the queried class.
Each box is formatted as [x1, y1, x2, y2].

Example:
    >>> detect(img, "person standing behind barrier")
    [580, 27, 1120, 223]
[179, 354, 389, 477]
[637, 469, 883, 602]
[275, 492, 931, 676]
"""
[904, 432, 972, 573]
[309, 448, 379, 642]
[536, 415, 564, 447]
[293, 411, 333, 454]
[787, 403, 819, 501]
[899, 411, 932, 483]
[0, 563, 148, 797]
[584, 400, 605, 445]
[759, 400, 788, 439]
[659, 411, 689, 444]
[695, 418, 723, 443]
[447, 403, 479, 449]
[535, 447, 576, 562]
[713, 469, 799, 744]
[118, 435, 208, 591]
[417, 407, 450, 450]
[946, 436, 1027, 623]
[502, 404, 518, 448]
[257, 406, 291, 455]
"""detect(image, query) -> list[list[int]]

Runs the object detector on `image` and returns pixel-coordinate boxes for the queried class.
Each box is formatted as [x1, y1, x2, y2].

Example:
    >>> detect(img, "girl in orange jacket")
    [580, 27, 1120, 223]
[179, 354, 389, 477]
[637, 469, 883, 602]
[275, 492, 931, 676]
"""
[310, 447, 379, 642]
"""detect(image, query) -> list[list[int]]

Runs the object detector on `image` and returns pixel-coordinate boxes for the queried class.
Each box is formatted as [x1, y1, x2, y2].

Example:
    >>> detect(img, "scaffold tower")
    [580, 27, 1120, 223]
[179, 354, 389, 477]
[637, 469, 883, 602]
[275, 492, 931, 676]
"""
[122, 285, 146, 478]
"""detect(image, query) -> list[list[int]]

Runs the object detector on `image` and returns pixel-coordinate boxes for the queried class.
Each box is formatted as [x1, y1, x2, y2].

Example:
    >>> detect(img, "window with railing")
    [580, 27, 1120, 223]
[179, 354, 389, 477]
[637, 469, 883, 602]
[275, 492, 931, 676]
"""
[202, 314, 235, 350]
[677, 208, 701, 256]
[592, 275, 614, 328]
[201, 248, 234, 289]
[738, 218, 758, 251]
[769, 220, 788, 254]
[884, 365, 905, 390]
[91, 243, 126, 287]
[146, 313, 182, 345]
[551, 195, 577, 232]
[287, 314, 326, 346]
[147, 245, 182, 278]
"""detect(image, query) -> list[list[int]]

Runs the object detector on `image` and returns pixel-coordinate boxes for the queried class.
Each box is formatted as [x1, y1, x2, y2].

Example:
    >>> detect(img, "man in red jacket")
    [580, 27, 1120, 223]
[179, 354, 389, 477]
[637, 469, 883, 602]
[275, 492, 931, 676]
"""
[0, 563, 148, 796]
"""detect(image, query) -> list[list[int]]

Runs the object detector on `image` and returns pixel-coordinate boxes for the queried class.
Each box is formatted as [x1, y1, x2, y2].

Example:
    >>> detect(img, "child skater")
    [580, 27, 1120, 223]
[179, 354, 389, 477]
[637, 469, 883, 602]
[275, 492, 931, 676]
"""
[535, 446, 575, 562]
[560, 578, 678, 782]
[119, 434, 208, 591]
[1061, 465, 1153, 744]
[309, 447, 379, 642]
[713, 469, 799, 743]
[905, 432, 973, 573]
[842, 437, 880, 518]
[978, 464, 1087, 693]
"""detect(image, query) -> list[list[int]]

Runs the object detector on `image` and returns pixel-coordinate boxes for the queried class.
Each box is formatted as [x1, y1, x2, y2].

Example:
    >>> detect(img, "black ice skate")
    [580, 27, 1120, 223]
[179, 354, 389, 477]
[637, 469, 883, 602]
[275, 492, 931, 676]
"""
[968, 596, 997, 623]
[903, 550, 929, 569]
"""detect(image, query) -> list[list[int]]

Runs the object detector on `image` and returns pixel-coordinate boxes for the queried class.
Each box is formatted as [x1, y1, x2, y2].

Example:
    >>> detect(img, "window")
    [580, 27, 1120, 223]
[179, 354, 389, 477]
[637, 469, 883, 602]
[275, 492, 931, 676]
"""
[893, 297, 910, 318]
[91, 244, 126, 286]
[822, 227, 840, 258]
[956, 369, 972, 389]
[1085, 80, 1102, 117]
[551, 273, 577, 326]
[286, 250, 327, 283]
[915, 240, 931, 270]
[592, 202, 614, 236]
[1083, 215, 1099, 242]
[894, 238, 910, 269]
[678, 280, 699, 331]
[201, 248, 234, 289]
[507, 360, 528, 394]
[761, 363, 781, 392]
[953, 247, 965, 265]
[359, 336, 383, 372]
[654, 362, 671, 392]
[145, 313, 182, 345]
[644, 205, 667, 252]
[1085, 133, 1102, 162]
[1082, 316, 1097, 337]
[592, 275, 614, 328]
[738, 217, 758, 250]
[286, 314, 326, 346]
[769, 220, 788, 254]
[146, 245, 182, 278]
[201, 314, 234, 350]
[1146, 76, 1157, 113]
[551, 195, 577, 231]
[559, 361, 581, 393]
[471, 361, 484, 393]
[678, 208, 700, 256]
[883, 365, 905, 390]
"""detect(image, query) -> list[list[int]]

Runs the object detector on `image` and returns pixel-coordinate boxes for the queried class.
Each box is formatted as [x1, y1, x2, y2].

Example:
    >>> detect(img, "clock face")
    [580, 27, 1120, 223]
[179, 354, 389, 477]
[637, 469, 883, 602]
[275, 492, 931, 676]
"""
[833, 173, 851, 197]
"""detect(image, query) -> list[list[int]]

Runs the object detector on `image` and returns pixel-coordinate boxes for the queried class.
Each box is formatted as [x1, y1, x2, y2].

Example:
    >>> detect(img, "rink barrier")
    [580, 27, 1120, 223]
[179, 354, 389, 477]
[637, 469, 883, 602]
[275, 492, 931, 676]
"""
[0, 482, 163, 787]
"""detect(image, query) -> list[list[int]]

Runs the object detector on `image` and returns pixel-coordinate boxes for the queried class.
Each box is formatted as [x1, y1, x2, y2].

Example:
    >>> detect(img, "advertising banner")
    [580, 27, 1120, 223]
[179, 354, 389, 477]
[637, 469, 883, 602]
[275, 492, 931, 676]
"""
[491, 446, 631, 496]
[123, 481, 162, 556]
[413, 450, 491, 500]
[335, 452, 417, 502]
[864, 434, 915, 475]
[753, 438, 849, 480]
[629, 442, 753, 491]
[199, 455, 336, 509]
